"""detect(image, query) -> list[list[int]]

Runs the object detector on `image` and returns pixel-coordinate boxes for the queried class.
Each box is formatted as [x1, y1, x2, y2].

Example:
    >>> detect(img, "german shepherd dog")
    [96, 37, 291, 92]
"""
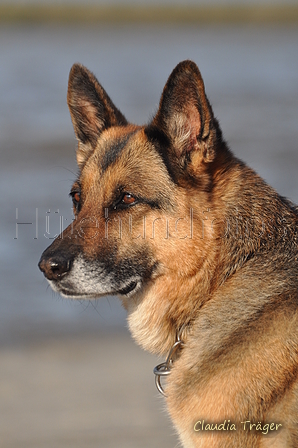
[39, 60, 298, 447]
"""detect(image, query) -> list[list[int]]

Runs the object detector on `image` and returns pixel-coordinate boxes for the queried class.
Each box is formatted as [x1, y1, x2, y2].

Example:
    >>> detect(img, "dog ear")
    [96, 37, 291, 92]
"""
[149, 60, 220, 179]
[67, 63, 127, 167]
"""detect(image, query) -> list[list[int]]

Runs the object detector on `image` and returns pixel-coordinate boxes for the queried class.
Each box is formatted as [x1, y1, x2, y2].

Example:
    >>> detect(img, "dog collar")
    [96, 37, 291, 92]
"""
[153, 328, 185, 396]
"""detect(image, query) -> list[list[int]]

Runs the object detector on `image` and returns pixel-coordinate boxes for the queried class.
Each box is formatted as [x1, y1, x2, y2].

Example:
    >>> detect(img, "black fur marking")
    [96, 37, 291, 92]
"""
[102, 247, 157, 288]
[101, 131, 136, 172]
[144, 125, 178, 184]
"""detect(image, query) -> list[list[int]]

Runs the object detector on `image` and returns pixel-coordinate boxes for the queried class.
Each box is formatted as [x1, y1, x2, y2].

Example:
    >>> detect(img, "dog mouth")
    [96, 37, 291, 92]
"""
[48, 281, 96, 299]
[49, 277, 140, 299]
[117, 281, 138, 296]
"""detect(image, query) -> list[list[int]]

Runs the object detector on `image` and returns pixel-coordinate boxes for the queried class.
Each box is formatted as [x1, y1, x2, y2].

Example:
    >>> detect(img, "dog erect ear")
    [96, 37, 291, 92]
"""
[67, 64, 127, 167]
[150, 60, 220, 178]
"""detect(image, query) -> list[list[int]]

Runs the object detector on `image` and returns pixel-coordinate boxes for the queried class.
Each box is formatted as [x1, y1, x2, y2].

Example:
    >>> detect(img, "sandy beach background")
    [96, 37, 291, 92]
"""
[0, 11, 298, 447]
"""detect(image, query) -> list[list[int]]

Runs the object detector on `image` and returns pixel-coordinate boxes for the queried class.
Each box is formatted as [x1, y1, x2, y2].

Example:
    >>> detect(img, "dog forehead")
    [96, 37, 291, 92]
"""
[93, 126, 169, 177]
[79, 125, 172, 191]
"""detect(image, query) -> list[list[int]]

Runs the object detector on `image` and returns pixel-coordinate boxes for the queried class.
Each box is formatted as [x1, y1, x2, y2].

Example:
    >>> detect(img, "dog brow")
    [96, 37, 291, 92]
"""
[101, 131, 136, 172]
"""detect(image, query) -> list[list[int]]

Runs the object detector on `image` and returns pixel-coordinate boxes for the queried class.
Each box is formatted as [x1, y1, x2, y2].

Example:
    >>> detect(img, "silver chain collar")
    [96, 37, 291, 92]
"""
[153, 328, 185, 396]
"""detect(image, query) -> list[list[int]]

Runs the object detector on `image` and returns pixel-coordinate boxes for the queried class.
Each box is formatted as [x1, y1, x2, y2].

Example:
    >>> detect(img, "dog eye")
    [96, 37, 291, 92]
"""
[122, 193, 136, 205]
[113, 192, 139, 210]
[70, 191, 80, 207]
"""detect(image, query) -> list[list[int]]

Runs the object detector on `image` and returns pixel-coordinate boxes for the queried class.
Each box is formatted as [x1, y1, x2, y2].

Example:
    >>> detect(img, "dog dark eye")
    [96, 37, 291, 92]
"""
[122, 193, 136, 205]
[113, 192, 139, 210]
[74, 192, 80, 203]
[70, 191, 80, 207]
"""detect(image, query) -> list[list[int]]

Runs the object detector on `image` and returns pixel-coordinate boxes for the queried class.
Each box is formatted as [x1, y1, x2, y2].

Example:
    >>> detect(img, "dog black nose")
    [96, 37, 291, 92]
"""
[38, 255, 72, 281]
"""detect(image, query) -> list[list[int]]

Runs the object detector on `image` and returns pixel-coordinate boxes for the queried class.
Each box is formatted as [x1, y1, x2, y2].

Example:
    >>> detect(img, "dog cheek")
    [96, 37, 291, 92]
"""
[112, 246, 157, 284]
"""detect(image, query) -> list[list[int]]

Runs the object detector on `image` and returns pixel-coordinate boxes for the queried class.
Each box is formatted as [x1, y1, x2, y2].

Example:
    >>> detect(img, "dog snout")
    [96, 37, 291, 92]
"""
[38, 254, 72, 281]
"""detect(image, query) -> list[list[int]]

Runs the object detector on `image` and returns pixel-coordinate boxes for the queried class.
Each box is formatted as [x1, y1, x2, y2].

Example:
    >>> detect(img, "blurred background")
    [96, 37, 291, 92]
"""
[0, 0, 297, 447]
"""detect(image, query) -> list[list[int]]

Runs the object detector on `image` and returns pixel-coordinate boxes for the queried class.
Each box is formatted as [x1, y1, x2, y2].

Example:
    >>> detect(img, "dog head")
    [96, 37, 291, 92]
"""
[39, 60, 227, 353]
